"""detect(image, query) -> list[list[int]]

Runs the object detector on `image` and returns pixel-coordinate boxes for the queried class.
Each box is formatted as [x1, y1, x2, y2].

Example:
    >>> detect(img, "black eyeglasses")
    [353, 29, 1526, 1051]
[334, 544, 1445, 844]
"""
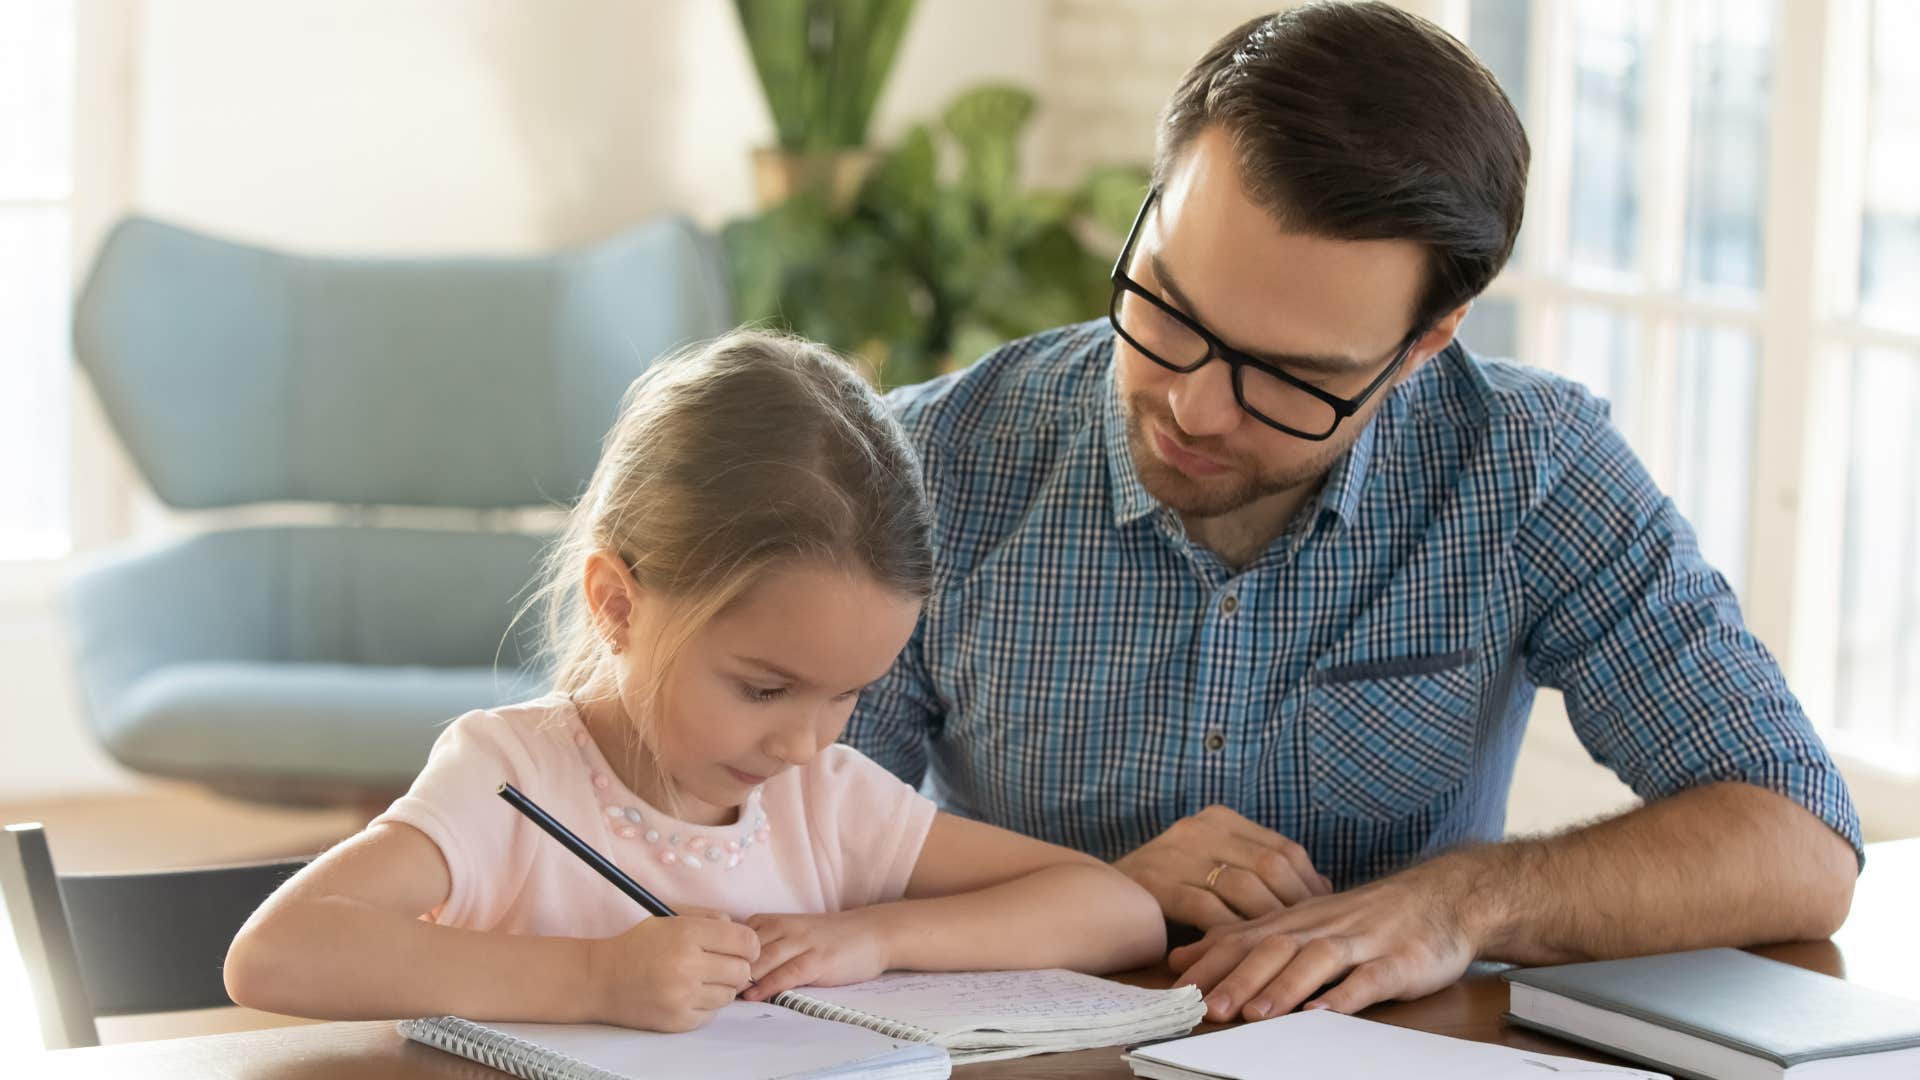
[1108, 187, 1425, 442]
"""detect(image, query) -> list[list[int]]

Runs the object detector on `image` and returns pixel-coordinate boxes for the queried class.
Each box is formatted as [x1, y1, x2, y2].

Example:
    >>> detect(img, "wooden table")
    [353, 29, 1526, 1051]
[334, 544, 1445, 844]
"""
[35, 840, 1919, 1078]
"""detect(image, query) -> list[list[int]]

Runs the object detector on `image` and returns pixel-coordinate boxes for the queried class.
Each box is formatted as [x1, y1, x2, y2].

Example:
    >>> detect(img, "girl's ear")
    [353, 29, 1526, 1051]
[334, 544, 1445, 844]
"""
[582, 549, 641, 654]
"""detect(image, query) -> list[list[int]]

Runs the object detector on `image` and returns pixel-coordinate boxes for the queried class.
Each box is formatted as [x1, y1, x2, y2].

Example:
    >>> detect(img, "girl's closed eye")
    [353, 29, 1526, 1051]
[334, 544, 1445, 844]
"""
[739, 681, 790, 703]
[741, 683, 866, 704]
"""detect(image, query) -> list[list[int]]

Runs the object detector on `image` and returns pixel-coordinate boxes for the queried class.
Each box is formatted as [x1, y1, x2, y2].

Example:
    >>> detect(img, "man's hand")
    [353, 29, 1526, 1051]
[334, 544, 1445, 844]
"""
[1113, 805, 1332, 928]
[1166, 856, 1484, 1022]
[1164, 784, 1860, 1023]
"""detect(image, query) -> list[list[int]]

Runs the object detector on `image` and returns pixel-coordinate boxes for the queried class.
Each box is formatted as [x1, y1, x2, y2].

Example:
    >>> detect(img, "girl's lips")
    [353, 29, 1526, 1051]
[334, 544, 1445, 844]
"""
[725, 766, 768, 786]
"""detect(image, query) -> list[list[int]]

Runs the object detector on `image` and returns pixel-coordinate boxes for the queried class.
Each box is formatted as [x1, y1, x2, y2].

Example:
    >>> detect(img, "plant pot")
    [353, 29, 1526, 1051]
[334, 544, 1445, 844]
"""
[752, 147, 879, 210]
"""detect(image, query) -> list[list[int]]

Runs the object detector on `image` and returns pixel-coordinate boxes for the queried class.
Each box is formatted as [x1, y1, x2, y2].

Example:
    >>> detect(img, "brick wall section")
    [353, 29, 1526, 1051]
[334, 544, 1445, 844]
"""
[1031, 1, 1296, 186]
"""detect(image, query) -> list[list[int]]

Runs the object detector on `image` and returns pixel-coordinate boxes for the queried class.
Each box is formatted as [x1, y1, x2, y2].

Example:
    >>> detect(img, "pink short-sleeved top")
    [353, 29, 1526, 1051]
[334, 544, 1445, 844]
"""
[372, 695, 937, 939]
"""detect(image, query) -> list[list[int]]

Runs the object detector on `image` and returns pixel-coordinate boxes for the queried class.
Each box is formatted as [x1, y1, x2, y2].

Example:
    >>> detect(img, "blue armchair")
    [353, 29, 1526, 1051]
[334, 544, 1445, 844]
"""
[65, 215, 732, 804]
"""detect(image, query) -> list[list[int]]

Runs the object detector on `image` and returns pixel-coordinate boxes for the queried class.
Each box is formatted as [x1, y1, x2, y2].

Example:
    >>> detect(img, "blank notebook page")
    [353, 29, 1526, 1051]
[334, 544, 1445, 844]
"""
[1128, 1009, 1670, 1080]
[476, 1002, 942, 1080]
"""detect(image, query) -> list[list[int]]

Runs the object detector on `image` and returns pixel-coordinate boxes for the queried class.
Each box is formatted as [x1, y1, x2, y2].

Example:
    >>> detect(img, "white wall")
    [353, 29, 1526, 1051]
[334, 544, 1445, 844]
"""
[129, 0, 1049, 253]
[135, 0, 724, 251]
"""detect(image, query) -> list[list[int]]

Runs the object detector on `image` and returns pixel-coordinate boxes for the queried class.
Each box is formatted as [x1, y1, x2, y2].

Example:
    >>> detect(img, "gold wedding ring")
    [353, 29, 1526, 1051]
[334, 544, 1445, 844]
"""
[1205, 862, 1230, 890]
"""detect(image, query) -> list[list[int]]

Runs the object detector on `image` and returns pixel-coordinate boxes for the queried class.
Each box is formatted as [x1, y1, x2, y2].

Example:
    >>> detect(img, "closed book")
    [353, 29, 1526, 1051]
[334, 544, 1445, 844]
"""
[1504, 947, 1920, 1080]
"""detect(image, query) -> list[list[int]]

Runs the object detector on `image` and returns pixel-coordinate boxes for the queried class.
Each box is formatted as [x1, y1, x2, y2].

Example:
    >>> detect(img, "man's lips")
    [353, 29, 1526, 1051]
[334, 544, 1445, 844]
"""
[1152, 424, 1230, 477]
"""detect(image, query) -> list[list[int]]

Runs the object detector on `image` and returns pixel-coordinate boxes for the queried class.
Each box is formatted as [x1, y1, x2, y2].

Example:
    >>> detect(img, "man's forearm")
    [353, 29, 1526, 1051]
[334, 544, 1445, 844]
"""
[1434, 781, 1858, 966]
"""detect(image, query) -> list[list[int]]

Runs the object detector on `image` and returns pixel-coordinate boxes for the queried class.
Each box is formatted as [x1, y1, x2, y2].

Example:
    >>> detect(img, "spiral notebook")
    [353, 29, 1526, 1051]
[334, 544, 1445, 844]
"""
[399, 968, 1206, 1078]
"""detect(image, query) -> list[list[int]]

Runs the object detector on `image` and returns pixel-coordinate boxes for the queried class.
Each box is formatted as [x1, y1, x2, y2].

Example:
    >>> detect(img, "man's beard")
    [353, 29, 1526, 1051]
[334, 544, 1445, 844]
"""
[1122, 395, 1341, 519]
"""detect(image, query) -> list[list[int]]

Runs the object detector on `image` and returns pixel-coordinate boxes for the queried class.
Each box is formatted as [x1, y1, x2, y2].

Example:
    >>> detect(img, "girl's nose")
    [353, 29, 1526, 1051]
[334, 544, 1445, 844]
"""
[764, 724, 818, 769]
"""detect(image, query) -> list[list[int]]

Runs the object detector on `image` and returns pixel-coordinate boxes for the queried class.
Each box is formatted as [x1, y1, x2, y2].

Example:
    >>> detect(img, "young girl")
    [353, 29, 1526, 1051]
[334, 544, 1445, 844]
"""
[224, 330, 1165, 1033]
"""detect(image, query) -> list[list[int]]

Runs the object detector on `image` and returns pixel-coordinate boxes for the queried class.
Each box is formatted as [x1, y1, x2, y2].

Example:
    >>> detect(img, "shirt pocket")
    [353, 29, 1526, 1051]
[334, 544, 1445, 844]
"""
[1305, 649, 1481, 823]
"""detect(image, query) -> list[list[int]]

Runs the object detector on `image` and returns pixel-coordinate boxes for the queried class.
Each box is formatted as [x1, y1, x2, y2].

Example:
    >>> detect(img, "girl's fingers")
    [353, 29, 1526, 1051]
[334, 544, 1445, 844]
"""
[688, 918, 762, 962]
[691, 981, 740, 1012]
[751, 950, 822, 999]
[746, 936, 810, 988]
[703, 955, 754, 992]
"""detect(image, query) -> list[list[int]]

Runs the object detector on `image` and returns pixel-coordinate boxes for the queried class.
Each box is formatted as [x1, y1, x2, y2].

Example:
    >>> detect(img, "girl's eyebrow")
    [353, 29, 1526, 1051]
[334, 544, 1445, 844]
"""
[737, 655, 811, 687]
[737, 656, 882, 697]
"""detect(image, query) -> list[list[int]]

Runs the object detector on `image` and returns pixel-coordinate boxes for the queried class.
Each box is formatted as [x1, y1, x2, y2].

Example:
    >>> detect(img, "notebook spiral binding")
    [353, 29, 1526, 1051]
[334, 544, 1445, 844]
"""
[400, 1016, 628, 1080]
[770, 990, 941, 1045]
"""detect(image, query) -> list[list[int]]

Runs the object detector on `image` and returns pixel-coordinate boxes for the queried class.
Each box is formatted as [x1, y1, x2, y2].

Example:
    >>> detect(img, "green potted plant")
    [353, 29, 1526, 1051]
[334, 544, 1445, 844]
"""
[735, 0, 918, 208]
[725, 83, 1149, 387]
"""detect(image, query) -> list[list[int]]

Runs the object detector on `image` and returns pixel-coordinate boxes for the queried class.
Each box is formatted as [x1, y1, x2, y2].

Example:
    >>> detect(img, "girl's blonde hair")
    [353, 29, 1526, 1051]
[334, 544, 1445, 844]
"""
[529, 328, 932, 723]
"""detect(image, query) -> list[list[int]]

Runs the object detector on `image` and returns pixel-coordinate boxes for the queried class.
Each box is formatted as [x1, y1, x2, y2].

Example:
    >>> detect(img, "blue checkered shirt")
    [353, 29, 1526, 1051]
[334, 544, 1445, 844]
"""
[845, 320, 1863, 886]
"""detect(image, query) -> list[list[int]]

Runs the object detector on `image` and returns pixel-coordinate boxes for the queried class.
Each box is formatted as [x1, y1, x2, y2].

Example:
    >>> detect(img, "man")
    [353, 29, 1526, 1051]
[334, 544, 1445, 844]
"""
[846, 1, 1860, 1023]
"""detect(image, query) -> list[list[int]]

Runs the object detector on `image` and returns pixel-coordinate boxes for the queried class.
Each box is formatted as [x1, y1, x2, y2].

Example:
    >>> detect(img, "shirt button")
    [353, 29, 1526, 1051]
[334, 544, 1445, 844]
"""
[1220, 594, 1239, 615]
[1204, 730, 1226, 752]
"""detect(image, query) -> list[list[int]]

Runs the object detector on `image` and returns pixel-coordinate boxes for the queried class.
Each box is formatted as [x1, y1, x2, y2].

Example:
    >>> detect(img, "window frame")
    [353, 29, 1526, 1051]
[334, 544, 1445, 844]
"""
[1427, 0, 1916, 760]
[0, 0, 138, 593]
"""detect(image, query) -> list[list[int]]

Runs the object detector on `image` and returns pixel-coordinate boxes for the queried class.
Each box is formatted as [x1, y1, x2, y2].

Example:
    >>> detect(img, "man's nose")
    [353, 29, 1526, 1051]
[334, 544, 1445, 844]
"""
[1166, 357, 1241, 438]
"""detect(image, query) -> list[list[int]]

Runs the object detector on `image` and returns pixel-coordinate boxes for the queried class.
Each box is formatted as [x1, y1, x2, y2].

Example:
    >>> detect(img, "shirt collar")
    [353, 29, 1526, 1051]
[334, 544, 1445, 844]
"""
[1313, 412, 1379, 534]
[1102, 368, 1159, 526]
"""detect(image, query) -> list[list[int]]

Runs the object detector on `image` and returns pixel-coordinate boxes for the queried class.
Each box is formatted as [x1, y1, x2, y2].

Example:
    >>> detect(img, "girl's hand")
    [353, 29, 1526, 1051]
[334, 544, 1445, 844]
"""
[585, 910, 760, 1031]
[740, 911, 892, 1000]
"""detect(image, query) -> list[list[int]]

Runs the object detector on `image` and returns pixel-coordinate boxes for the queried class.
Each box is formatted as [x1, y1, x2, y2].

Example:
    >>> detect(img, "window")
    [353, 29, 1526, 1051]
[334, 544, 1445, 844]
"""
[1834, 0, 1920, 764]
[0, 0, 75, 561]
[1456, 0, 1920, 769]
[1460, 0, 1767, 594]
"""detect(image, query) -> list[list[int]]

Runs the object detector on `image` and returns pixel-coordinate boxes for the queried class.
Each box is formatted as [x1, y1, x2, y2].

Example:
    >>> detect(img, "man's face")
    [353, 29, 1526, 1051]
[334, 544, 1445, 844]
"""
[1114, 126, 1451, 520]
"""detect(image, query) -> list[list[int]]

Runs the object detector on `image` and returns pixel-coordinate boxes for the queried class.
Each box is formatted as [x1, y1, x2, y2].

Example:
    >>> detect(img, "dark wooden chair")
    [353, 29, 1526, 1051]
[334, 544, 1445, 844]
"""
[0, 822, 310, 1049]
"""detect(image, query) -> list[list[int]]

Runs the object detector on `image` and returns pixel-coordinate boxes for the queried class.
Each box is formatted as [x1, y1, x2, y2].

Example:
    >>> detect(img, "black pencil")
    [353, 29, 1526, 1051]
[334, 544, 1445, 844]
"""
[495, 782, 760, 987]
[496, 781, 676, 916]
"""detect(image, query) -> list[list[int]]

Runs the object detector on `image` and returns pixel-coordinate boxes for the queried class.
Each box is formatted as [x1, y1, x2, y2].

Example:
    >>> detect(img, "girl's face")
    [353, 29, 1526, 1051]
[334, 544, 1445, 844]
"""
[591, 557, 922, 824]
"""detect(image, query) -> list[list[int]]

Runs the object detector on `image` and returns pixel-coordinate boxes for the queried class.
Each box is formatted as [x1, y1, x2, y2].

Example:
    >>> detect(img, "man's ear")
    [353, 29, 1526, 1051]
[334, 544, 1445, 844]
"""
[1414, 302, 1470, 364]
[582, 549, 640, 653]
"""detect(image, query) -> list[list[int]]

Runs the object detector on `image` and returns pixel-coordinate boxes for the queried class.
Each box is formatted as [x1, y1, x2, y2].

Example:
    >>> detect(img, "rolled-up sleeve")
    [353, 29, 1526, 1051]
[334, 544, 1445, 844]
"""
[1517, 389, 1864, 866]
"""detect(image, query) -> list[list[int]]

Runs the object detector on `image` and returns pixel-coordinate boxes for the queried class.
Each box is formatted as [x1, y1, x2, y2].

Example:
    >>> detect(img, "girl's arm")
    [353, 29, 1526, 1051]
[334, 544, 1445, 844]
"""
[744, 812, 1165, 997]
[224, 822, 758, 1031]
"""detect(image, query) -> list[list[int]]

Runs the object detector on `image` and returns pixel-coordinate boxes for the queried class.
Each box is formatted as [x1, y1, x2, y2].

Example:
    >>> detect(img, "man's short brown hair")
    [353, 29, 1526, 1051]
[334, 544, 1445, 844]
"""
[1156, 1, 1530, 331]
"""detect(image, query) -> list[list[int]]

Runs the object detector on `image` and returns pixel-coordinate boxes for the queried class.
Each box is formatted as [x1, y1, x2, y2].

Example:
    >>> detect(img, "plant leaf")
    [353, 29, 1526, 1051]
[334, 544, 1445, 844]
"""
[942, 83, 1035, 214]
[1079, 164, 1153, 242]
